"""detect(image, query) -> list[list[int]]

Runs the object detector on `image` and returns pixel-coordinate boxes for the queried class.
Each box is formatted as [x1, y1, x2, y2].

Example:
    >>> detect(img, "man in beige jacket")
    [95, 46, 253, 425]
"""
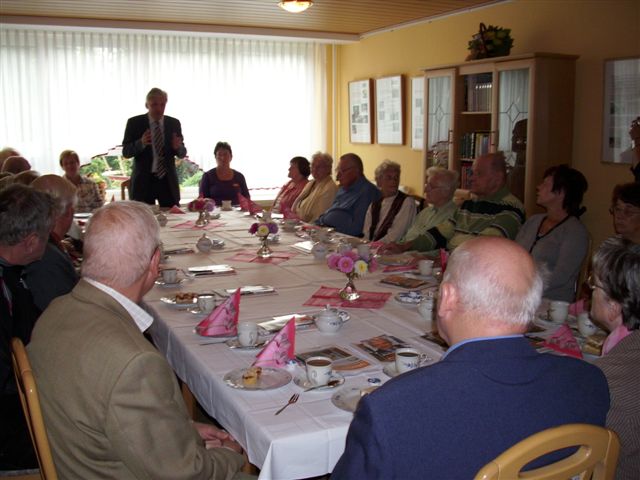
[28, 201, 248, 479]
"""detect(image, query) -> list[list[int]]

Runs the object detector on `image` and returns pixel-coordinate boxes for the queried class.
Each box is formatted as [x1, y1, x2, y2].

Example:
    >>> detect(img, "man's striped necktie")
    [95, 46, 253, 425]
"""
[153, 120, 166, 178]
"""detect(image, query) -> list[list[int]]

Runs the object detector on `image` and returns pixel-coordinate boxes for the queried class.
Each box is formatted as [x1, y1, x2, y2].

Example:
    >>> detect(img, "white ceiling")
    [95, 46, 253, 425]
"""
[1, 0, 503, 41]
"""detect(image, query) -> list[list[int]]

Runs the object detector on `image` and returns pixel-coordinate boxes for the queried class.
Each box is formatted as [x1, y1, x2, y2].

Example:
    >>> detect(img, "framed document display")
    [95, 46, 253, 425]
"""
[348, 79, 373, 144]
[375, 75, 404, 145]
[601, 56, 640, 164]
[411, 76, 425, 150]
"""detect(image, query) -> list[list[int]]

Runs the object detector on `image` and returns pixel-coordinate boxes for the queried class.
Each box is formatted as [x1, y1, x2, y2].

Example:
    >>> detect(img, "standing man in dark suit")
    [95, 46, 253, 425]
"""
[332, 237, 610, 480]
[122, 87, 187, 207]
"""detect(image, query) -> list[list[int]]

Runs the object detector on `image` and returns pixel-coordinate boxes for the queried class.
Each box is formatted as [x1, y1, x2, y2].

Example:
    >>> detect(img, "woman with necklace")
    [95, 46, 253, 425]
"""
[516, 164, 589, 302]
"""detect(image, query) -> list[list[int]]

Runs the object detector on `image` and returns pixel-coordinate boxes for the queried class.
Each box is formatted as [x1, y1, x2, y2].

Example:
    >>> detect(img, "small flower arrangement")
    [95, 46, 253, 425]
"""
[327, 250, 378, 278]
[466, 23, 513, 61]
[188, 197, 215, 212]
[249, 221, 279, 237]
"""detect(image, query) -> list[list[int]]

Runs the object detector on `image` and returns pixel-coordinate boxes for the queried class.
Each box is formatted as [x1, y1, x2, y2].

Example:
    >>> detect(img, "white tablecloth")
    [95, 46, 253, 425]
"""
[145, 210, 443, 479]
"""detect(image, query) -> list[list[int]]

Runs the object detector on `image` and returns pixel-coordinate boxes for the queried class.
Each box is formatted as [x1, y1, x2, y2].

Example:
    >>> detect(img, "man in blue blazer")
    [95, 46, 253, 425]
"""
[332, 237, 610, 480]
[122, 88, 187, 207]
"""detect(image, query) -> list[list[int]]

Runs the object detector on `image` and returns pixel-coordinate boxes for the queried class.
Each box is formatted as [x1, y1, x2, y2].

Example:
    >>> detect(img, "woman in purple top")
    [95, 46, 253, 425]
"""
[199, 142, 250, 205]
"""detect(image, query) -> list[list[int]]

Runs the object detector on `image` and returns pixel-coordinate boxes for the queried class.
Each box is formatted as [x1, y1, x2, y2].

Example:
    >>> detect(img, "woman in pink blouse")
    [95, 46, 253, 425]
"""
[272, 156, 309, 215]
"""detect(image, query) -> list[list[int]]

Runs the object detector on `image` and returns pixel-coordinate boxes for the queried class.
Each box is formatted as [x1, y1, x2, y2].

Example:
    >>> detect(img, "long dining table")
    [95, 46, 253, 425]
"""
[143, 208, 444, 480]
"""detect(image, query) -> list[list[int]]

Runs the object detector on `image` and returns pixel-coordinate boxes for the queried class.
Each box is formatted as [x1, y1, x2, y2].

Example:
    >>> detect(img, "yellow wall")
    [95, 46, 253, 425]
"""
[334, 0, 640, 246]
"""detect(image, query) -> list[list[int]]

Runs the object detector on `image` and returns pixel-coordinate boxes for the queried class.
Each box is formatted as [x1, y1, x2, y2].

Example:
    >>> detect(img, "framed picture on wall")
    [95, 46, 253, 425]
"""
[601, 56, 640, 164]
[375, 75, 404, 145]
[411, 76, 425, 150]
[349, 79, 373, 144]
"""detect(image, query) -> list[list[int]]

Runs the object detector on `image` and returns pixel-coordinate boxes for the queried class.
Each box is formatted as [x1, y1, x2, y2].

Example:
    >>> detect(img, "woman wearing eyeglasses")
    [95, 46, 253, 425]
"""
[515, 164, 589, 302]
[610, 182, 640, 244]
[591, 236, 640, 480]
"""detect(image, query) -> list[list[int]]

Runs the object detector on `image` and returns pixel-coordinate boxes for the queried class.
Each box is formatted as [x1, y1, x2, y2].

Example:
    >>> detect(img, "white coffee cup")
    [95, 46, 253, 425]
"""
[549, 300, 570, 323]
[418, 259, 434, 276]
[221, 200, 233, 211]
[357, 243, 371, 260]
[395, 347, 423, 374]
[577, 312, 598, 337]
[161, 268, 178, 284]
[237, 321, 259, 347]
[197, 294, 216, 313]
[305, 356, 333, 386]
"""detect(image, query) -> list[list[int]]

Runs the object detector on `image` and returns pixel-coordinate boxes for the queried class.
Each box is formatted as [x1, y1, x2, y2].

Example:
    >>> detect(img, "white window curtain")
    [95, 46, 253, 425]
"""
[0, 26, 326, 191]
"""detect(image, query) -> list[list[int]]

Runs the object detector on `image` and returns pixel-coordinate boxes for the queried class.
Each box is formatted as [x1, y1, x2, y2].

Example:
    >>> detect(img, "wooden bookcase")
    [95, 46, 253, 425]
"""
[422, 53, 578, 215]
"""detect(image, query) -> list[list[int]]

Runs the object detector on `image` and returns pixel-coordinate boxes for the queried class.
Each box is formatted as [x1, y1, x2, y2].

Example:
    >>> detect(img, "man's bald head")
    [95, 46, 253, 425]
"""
[441, 237, 543, 333]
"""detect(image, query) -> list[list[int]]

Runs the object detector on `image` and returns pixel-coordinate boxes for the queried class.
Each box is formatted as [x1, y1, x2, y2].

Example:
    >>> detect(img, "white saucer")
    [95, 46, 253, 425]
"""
[155, 278, 186, 287]
[293, 374, 345, 391]
[225, 337, 269, 350]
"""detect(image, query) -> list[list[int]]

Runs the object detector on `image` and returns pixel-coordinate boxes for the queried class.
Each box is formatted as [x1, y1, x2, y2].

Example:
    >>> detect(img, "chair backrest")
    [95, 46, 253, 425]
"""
[11, 338, 58, 480]
[474, 423, 619, 480]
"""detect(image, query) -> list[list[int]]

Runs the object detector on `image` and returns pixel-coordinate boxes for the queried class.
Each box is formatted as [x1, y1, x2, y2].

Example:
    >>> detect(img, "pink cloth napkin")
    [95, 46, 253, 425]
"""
[171, 220, 226, 230]
[253, 317, 296, 368]
[195, 289, 240, 336]
[281, 204, 300, 220]
[439, 249, 449, 271]
[303, 286, 391, 309]
[237, 193, 263, 214]
[568, 299, 585, 316]
[226, 250, 297, 265]
[169, 205, 186, 214]
[541, 324, 583, 359]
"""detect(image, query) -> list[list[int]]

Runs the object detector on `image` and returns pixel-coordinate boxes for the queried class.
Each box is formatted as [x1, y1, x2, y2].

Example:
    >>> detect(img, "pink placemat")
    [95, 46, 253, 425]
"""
[303, 286, 391, 309]
[171, 220, 226, 230]
[226, 249, 298, 265]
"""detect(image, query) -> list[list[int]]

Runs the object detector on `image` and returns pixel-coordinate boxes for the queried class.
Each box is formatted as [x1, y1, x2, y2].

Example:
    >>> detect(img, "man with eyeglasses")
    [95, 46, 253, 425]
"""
[316, 153, 381, 236]
[610, 182, 640, 244]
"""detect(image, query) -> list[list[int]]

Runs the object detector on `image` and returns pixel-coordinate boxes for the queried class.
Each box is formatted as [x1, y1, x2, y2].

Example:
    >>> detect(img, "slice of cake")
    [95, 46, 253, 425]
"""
[242, 366, 262, 386]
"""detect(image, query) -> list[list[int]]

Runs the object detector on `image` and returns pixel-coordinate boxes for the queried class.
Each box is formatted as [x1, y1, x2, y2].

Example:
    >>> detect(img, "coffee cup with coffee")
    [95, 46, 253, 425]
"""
[395, 347, 424, 374]
[305, 356, 333, 386]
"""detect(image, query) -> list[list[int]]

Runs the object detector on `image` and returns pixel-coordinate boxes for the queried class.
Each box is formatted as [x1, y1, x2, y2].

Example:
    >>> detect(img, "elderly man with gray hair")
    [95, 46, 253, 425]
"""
[28, 201, 249, 479]
[333, 237, 609, 479]
[362, 160, 416, 242]
[386, 167, 459, 251]
[0, 183, 55, 470]
[24, 174, 79, 311]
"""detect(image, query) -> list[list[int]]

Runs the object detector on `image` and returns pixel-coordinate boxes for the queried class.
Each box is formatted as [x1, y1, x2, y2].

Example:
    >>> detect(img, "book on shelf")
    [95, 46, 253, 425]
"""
[464, 73, 493, 112]
[460, 160, 474, 190]
[459, 131, 491, 159]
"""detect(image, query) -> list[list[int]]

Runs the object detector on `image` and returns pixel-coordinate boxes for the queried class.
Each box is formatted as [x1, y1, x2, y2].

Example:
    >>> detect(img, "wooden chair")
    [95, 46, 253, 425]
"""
[11, 338, 58, 480]
[120, 178, 131, 200]
[474, 424, 620, 480]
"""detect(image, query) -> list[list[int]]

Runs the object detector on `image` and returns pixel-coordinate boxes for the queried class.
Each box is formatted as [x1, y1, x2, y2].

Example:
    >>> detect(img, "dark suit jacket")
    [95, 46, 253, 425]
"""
[332, 337, 610, 480]
[28, 280, 244, 479]
[122, 114, 186, 205]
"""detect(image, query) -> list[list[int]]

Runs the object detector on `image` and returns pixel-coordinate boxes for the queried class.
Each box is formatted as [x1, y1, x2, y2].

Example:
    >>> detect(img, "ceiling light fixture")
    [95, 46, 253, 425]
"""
[278, 1, 313, 13]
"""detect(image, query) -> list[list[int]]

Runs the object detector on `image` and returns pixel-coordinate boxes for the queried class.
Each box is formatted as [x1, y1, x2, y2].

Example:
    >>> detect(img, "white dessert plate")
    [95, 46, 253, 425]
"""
[331, 386, 367, 413]
[155, 278, 186, 287]
[223, 367, 292, 391]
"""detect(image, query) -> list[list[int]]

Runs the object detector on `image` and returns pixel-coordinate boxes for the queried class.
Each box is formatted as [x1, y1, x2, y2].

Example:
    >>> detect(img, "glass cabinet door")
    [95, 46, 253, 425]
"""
[426, 73, 453, 168]
[497, 67, 530, 202]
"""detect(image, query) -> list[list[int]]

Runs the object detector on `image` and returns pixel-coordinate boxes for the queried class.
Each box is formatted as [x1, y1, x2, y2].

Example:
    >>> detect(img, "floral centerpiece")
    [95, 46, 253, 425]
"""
[466, 23, 513, 61]
[188, 197, 215, 227]
[327, 249, 378, 301]
[249, 220, 279, 258]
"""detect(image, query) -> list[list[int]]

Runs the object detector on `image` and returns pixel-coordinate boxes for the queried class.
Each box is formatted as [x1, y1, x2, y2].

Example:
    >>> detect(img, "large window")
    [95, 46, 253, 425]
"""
[0, 26, 326, 191]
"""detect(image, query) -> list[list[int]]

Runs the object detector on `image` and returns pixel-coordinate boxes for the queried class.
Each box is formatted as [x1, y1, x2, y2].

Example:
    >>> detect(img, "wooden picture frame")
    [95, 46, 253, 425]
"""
[601, 56, 640, 164]
[375, 75, 404, 145]
[411, 76, 425, 150]
[348, 79, 373, 144]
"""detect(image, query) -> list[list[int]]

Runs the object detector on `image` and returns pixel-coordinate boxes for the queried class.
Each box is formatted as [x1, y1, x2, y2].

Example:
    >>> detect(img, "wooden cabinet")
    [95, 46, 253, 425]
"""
[423, 53, 578, 214]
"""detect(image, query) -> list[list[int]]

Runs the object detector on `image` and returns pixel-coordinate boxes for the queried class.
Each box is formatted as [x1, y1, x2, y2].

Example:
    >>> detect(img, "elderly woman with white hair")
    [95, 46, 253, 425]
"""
[292, 152, 338, 223]
[591, 236, 640, 479]
[362, 160, 416, 242]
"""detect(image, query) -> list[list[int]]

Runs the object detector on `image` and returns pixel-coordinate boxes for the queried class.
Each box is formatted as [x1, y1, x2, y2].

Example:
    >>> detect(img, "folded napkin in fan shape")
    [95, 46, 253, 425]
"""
[439, 248, 449, 272]
[253, 317, 296, 368]
[195, 289, 240, 336]
[303, 286, 392, 309]
[169, 205, 186, 214]
[541, 324, 583, 359]
[568, 299, 585, 316]
[237, 193, 263, 214]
